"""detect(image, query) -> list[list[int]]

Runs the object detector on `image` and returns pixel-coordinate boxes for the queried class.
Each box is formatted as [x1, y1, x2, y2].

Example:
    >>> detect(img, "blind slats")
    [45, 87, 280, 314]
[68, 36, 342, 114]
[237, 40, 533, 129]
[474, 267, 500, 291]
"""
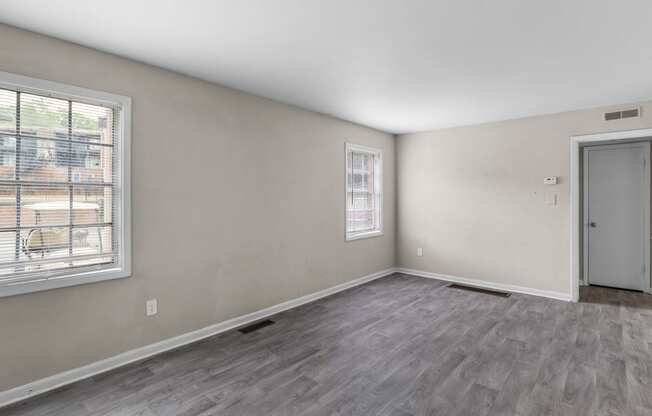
[345, 144, 382, 239]
[0, 87, 120, 283]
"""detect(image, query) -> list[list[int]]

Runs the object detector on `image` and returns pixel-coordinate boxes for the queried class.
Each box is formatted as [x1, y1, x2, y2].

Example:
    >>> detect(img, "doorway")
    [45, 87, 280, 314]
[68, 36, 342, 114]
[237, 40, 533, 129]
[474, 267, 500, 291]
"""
[571, 128, 652, 302]
[583, 142, 650, 291]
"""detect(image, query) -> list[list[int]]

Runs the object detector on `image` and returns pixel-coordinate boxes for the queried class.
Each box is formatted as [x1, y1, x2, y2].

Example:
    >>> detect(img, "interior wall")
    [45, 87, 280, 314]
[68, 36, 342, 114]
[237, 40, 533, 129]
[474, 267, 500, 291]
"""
[397, 102, 652, 296]
[0, 24, 395, 391]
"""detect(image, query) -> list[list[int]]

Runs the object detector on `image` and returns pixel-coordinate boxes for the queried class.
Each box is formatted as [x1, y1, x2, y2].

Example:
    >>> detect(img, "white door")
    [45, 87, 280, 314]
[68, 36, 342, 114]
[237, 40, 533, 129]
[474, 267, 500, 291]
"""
[584, 142, 650, 291]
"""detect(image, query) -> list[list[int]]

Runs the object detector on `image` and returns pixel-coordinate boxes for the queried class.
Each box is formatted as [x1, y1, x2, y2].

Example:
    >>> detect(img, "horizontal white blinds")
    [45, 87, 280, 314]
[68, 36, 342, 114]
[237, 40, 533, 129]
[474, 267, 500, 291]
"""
[346, 144, 382, 239]
[0, 88, 120, 283]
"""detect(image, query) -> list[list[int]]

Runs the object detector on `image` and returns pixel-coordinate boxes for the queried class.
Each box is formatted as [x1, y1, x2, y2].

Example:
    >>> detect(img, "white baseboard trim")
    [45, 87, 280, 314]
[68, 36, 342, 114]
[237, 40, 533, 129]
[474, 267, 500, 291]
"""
[0, 267, 396, 409]
[396, 268, 572, 302]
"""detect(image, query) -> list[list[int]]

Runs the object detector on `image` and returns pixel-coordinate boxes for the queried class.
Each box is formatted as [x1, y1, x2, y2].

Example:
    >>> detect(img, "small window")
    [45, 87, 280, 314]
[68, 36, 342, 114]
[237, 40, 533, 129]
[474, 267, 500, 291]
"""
[345, 143, 382, 241]
[0, 71, 131, 297]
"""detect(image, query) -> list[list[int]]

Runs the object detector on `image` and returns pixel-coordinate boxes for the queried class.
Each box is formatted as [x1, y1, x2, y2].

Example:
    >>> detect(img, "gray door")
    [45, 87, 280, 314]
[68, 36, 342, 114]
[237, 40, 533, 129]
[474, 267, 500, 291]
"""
[584, 142, 649, 291]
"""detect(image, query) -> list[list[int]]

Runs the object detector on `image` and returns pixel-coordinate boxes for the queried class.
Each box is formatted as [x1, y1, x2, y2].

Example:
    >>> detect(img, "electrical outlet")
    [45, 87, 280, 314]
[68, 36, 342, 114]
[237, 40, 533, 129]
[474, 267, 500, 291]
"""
[417, 247, 423, 257]
[146, 299, 158, 316]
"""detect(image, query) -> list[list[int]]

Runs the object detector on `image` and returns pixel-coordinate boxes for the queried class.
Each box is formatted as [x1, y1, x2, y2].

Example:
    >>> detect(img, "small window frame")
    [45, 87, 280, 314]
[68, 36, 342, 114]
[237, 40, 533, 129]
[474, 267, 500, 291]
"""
[0, 71, 131, 298]
[345, 142, 383, 242]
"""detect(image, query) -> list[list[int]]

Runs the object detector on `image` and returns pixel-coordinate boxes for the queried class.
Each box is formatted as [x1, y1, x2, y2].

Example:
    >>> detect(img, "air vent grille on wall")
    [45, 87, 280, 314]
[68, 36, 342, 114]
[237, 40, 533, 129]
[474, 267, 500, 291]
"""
[604, 107, 641, 121]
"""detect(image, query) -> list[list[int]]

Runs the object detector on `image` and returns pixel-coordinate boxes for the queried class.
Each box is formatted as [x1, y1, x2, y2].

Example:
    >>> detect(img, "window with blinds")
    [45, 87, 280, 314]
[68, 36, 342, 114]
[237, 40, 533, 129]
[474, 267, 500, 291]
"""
[345, 143, 382, 241]
[0, 72, 130, 297]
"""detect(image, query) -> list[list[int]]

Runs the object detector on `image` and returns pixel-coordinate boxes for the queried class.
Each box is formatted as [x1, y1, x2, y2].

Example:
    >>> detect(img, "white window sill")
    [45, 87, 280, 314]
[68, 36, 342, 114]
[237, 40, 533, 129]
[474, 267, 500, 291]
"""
[346, 230, 384, 242]
[0, 267, 130, 298]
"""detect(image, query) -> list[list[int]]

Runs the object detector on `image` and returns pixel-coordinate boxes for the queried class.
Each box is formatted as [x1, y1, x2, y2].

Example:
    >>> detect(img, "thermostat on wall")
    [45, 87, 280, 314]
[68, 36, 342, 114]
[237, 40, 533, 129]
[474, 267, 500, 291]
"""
[543, 176, 558, 185]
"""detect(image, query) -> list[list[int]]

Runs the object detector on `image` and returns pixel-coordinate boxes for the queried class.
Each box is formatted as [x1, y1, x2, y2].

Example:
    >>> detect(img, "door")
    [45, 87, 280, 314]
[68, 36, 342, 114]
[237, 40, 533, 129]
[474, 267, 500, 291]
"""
[584, 142, 650, 291]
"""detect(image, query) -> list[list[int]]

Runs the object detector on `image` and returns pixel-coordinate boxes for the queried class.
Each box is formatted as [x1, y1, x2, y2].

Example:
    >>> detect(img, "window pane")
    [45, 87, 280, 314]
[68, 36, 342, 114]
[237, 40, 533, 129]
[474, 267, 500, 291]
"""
[352, 152, 367, 170]
[72, 102, 113, 145]
[19, 93, 68, 139]
[0, 230, 17, 266]
[0, 186, 17, 266]
[20, 185, 70, 227]
[72, 225, 112, 257]
[73, 185, 111, 225]
[352, 193, 371, 209]
[17, 137, 68, 182]
[352, 172, 369, 191]
[349, 210, 374, 232]
[0, 226, 114, 278]
[0, 90, 17, 181]
[71, 143, 112, 184]
[10, 185, 112, 227]
[18, 226, 72, 264]
[0, 136, 16, 180]
[0, 186, 16, 230]
[0, 89, 16, 134]
[16, 138, 112, 184]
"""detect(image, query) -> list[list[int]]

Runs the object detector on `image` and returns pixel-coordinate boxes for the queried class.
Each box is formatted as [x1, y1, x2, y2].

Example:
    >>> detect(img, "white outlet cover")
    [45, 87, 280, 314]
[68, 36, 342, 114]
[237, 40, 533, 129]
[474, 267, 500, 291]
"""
[417, 247, 423, 257]
[146, 299, 158, 316]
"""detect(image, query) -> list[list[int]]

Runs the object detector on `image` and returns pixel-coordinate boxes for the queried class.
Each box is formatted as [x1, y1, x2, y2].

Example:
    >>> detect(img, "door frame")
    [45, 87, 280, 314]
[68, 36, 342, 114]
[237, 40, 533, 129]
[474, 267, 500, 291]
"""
[571, 128, 652, 302]
[582, 142, 650, 290]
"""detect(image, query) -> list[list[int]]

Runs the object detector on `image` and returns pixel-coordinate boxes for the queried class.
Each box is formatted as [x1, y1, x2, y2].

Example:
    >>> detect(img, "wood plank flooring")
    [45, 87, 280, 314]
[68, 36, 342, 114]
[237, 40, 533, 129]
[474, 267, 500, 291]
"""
[3, 273, 652, 415]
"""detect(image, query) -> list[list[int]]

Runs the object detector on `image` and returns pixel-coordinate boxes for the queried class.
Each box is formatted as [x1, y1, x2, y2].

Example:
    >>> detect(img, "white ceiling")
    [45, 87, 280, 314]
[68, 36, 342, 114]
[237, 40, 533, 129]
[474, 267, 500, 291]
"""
[1, 1, 652, 134]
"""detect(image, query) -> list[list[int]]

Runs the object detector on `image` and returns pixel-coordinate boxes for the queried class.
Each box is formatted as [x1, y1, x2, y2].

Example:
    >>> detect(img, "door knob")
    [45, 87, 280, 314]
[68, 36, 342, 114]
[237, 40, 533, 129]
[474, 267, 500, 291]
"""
[589, 222, 597, 228]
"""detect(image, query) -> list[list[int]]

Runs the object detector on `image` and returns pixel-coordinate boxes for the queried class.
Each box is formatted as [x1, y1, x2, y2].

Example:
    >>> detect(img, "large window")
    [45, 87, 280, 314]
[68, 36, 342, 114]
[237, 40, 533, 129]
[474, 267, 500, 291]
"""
[0, 72, 130, 297]
[345, 143, 382, 241]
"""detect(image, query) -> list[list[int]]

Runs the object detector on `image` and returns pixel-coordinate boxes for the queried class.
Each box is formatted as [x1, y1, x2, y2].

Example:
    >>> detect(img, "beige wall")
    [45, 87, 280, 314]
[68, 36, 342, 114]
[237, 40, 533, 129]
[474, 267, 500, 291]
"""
[397, 101, 652, 296]
[0, 24, 395, 391]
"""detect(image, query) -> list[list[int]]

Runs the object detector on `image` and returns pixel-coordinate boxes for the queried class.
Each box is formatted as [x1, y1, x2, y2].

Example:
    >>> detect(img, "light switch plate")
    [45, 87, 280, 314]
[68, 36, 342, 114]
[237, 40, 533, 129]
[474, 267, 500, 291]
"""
[417, 247, 423, 257]
[545, 192, 558, 207]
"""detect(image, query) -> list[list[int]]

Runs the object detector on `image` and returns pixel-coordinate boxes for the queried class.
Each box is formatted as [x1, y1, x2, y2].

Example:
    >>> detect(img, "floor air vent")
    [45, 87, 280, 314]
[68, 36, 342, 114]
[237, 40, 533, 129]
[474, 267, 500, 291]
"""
[447, 283, 511, 297]
[238, 319, 275, 334]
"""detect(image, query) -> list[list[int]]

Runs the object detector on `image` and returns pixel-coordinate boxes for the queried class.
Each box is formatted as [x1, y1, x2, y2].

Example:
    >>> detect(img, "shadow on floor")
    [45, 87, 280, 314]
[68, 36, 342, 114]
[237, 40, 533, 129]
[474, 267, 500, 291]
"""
[579, 284, 652, 310]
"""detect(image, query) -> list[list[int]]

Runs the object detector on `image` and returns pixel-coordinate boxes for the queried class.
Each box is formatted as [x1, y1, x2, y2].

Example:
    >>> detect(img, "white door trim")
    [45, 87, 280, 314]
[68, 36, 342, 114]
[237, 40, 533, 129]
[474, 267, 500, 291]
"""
[570, 128, 652, 302]
[582, 142, 650, 290]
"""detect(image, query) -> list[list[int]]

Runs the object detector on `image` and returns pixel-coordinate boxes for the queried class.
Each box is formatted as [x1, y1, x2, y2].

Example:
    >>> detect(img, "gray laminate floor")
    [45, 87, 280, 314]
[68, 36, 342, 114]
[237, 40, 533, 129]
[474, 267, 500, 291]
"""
[4, 273, 652, 416]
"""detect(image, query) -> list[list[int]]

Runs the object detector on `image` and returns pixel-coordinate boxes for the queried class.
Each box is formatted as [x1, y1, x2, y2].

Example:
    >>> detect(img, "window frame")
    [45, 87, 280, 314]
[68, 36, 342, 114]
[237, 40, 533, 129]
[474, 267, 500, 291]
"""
[0, 71, 131, 298]
[345, 142, 383, 241]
